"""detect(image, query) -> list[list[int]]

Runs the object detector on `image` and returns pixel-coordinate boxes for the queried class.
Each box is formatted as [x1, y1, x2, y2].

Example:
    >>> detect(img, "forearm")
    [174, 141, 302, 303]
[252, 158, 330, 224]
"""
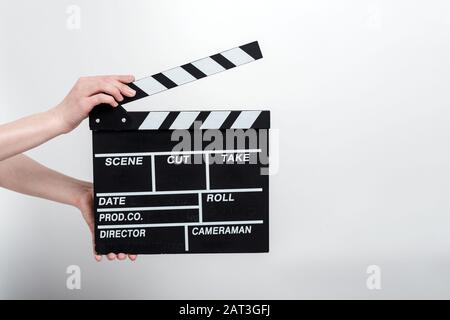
[0, 75, 135, 162]
[0, 110, 65, 161]
[0, 154, 91, 209]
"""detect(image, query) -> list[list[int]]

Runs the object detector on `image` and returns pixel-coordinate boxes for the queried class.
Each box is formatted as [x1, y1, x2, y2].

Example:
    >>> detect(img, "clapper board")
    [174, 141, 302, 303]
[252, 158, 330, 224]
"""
[89, 41, 270, 254]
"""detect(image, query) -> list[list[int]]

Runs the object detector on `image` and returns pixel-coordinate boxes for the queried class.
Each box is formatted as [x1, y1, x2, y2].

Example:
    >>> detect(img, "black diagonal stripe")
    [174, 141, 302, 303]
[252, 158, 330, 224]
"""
[152, 73, 177, 89]
[190, 111, 211, 129]
[240, 41, 263, 60]
[220, 111, 241, 129]
[250, 111, 270, 129]
[120, 82, 149, 105]
[181, 63, 207, 79]
[159, 111, 179, 129]
[210, 54, 236, 70]
[127, 112, 151, 130]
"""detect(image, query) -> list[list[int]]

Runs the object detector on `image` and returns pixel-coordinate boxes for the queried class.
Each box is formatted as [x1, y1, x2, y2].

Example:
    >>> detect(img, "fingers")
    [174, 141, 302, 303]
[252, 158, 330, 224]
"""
[107, 253, 117, 261]
[95, 252, 136, 262]
[93, 242, 102, 262]
[84, 80, 123, 102]
[128, 254, 137, 261]
[100, 83, 124, 102]
[94, 78, 136, 100]
[113, 80, 136, 98]
[87, 93, 119, 108]
[113, 75, 135, 83]
[76, 75, 136, 110]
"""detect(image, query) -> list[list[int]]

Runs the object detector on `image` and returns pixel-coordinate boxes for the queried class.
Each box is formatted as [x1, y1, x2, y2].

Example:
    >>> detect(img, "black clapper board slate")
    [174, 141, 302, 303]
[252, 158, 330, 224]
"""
[89, 41, 270, 254]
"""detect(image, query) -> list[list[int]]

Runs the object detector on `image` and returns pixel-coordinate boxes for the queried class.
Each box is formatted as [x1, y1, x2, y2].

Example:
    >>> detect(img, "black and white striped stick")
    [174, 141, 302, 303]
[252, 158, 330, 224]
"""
[134, 110, 269, 130]
[124, 41, 262, 105]
[89, 41, 265, 130]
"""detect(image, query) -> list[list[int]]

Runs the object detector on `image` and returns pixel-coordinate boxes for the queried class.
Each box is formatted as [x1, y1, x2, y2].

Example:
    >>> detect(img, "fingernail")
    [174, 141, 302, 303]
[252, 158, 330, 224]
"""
[118, 253, 126, 260]
[127, 88, 136, 96]
[95, 255, 102, 262]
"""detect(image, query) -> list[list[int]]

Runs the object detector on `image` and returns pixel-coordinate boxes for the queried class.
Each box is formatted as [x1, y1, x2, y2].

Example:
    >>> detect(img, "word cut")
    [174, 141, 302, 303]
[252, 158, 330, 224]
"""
[167, 155, 190, 164]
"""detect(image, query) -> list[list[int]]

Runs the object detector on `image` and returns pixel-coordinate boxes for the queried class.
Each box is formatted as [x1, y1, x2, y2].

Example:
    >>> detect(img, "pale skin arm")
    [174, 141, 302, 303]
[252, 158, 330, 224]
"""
[0, 75, 138, 261]
[0, 75, 135, 161]
[0, 154, 135, 261]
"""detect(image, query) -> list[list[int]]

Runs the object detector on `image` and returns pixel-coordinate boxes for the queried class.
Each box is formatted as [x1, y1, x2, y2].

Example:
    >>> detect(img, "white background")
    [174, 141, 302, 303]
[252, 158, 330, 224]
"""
[0, 0, 450, 299]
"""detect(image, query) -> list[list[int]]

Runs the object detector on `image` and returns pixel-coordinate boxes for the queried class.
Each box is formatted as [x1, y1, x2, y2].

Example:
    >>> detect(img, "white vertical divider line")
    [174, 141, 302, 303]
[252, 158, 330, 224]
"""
[151, 155, 156, 191]
[184, 225, 189, 252]
[204, 154, 210, 190]
[198, 193, 203, 223]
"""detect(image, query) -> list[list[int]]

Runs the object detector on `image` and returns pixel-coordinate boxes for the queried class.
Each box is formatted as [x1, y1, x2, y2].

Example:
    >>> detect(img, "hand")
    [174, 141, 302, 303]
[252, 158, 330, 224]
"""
[76, 182, 137, 262]
[51, 75, 136, 133]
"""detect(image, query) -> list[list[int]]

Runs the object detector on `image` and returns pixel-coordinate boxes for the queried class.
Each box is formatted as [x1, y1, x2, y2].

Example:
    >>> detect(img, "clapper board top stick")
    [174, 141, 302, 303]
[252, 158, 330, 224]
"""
[89, 41, 270, 254]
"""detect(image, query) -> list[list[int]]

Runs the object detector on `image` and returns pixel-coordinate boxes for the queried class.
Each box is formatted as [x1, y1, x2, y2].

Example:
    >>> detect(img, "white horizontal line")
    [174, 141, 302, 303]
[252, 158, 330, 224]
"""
[97, 220, 264, 229]
[97, 205, 199, 212]
[94, 149, 261, 158]
[97, 188, 263, 197]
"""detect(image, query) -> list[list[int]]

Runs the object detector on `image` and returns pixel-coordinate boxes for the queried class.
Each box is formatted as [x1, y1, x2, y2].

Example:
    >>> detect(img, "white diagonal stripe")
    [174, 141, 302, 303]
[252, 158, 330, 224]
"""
[200, 111, 231, 129]
[221, 48, 254, 66]
[139, 111, 170, 130]
[163, 67, 197, 86]
[133, 76, 167, 96]
[169, 112, 200, 129]
[231, 111, 261, 129]
[191, 57, 225, 76]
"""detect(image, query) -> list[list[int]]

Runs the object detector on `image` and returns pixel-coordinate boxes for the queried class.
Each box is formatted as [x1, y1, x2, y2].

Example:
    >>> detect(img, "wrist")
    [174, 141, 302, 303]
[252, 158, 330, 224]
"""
[73, 182, 94, 210]
[46, 105, 72, 135]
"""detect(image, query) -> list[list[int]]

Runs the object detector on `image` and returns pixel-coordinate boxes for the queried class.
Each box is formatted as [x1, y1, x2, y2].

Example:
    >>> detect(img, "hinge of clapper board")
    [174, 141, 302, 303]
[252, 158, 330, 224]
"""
[88, 41, 263, 131]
